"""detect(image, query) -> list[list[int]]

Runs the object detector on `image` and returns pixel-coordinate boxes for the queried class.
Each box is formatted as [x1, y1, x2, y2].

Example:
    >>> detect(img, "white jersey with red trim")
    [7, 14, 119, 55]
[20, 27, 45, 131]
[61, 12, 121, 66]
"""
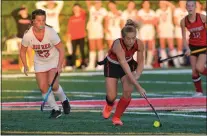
[22, 26, 61, 72]
[122, 10, 137, 23]
[105, 10, 123, 40]
[174, 8, 189, 38]
[156, 7, 174, 38]
[138, 9, 156, 40]
[87, 6, 108, 39]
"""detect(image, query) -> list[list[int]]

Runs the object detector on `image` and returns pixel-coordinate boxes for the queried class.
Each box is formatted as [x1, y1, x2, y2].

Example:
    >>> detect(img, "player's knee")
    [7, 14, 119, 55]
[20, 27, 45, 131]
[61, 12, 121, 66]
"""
[52, 84, 59, 91]
[122, 91, 132, 99]
[196, 65, 204, 73]
[39, 84, 49, 93]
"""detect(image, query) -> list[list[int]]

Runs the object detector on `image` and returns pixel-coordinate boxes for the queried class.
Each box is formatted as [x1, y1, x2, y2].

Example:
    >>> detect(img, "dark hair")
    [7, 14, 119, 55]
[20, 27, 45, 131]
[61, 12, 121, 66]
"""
[186, 0, 196, 5]
[121, 19, 138, 37]
[31, 9, 46, 20]
[73, 3, 81, 7]
[108, 0, 116, 5]
[24, 9, 51, 34]
[141, 0, 150, 6]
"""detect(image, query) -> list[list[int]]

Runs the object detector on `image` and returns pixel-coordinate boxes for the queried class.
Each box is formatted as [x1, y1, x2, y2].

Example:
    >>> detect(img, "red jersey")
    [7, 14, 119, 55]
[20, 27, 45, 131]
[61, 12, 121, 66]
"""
[185, 13, 206, 46]
[107, 38, 138, 63]
[67, 9, 86, 40]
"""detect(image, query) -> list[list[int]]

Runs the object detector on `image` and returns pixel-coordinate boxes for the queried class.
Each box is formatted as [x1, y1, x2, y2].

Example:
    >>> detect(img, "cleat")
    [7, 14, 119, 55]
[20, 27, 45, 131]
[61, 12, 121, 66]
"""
[62, 99, 71, 114]
[49, 109, 62, 119]
[192, 92, 203, 97]
[112, 117, 123, 126]
[102, 104, 113, 119]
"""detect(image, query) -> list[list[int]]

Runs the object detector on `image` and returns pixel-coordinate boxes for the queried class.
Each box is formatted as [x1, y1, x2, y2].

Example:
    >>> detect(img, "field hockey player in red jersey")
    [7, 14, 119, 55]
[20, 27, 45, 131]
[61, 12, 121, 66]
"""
[98, 19, 146, 126]
[180, 0, 207, 97]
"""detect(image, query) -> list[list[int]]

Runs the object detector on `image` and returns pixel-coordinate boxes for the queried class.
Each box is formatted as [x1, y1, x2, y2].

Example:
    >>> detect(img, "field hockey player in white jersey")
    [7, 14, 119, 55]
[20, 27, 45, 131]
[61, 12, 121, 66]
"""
[173, 1, 189, 65]
[105, 1, 124, 49]
[138, 1, 156, 69]
[156, 1, 180, 68]
[85, 0, 108, 71]
[20, 9, 70, 119]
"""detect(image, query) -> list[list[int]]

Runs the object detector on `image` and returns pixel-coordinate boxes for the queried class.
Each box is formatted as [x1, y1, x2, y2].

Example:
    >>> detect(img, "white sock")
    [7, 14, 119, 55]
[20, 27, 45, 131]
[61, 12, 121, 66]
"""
[170, 49, 180, 68]
[160, 49, 168, 68]
[87, 51, 96, 69]
[53, 85, 67, 102]
[146, 50, 153, 66]
[178, 50, 184, 64]
[42, 92, 59, 111]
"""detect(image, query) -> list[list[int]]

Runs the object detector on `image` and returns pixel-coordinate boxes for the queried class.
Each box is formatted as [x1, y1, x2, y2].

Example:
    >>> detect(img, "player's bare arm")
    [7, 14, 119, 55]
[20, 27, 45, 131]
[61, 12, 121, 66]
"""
[135, 39, 144, 79]
[180, 18, 190, 56]
[20, 45, 28, 76]
[112, 40, 145, 96]
[55, 42, 65, 73]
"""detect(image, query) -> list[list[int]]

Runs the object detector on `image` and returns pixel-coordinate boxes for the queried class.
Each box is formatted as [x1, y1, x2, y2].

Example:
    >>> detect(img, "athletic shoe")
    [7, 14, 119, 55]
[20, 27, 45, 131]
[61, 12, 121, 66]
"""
[192, 92, 203, 97]
[112, 117, 123, 126]
[49, 109, 62, 119]
[102, 104, 113, 119]
[62, 99, 71, 114]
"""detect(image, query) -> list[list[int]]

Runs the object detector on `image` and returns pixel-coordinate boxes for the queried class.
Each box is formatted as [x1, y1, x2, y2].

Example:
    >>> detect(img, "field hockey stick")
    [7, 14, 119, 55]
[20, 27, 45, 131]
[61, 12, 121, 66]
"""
[40, 72, 59, 112]
[143, 94, 162, 126]
[158, 47, 207, 63]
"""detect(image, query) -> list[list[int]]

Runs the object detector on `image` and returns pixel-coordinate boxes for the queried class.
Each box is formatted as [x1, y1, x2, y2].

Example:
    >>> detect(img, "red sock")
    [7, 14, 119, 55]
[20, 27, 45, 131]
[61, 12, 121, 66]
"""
[113, 97, 131, 118]
[192, 75, 203, 93]
[201, 68, 207, 75]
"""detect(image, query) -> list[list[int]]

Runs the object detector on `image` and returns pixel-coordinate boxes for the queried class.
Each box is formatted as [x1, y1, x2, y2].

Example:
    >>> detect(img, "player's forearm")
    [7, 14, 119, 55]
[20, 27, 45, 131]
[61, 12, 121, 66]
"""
[120, 62, 142, 89]
[35, 1, 46, 9]
[57, 47, 65, 68]
[136, 61, 144, 76]
[20, 48, 28, 67]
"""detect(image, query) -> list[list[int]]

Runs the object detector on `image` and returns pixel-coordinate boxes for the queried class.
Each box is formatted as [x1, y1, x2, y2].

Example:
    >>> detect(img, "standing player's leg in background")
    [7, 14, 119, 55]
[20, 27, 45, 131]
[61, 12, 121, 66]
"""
[96, 39, 105, 70]
[85, 39, 96, 70]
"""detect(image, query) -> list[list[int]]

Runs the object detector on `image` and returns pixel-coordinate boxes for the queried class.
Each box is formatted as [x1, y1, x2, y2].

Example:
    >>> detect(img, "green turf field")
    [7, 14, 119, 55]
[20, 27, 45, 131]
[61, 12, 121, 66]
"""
[1, 69, 207, 135]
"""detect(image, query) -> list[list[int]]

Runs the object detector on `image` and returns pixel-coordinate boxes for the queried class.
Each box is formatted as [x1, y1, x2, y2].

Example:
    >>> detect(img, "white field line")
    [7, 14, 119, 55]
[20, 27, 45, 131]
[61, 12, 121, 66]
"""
[2, 90, 196, 98]
[2, 78, 206, 85]
[88, 110, 206, 118]
[2, 69, 192, 78]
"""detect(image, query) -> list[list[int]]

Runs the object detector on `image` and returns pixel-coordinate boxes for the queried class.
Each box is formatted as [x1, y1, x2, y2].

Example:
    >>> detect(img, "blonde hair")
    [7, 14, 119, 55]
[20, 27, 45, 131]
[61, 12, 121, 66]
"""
[121, 19, 138, 37]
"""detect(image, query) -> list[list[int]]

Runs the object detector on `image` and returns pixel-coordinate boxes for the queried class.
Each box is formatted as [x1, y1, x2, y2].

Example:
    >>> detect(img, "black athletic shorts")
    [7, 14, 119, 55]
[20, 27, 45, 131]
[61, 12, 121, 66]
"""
[103, 58, 138, 79]
[189, 45, 207, 57]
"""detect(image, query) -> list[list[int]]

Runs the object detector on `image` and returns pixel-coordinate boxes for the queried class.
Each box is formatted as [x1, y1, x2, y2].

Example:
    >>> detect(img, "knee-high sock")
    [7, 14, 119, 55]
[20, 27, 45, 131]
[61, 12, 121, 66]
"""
[201, 68, 207, 75]
[192, 75, 203, 93]
[113, 97, 131, 118]
[42, 92, 59, 110]
[178, 50, 184, 64]
[146, 50, 153, 66]
[87, 51, 96, 69]
[160, 49, 168, 68]
[170, 49, 180, 68]
[53, 85, 68, 102]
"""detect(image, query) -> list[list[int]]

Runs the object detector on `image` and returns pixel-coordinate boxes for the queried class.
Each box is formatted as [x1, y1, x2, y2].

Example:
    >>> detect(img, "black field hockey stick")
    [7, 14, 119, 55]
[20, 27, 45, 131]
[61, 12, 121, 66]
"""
[143, 95, 162, 126]
[158, 48, 207, 63]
